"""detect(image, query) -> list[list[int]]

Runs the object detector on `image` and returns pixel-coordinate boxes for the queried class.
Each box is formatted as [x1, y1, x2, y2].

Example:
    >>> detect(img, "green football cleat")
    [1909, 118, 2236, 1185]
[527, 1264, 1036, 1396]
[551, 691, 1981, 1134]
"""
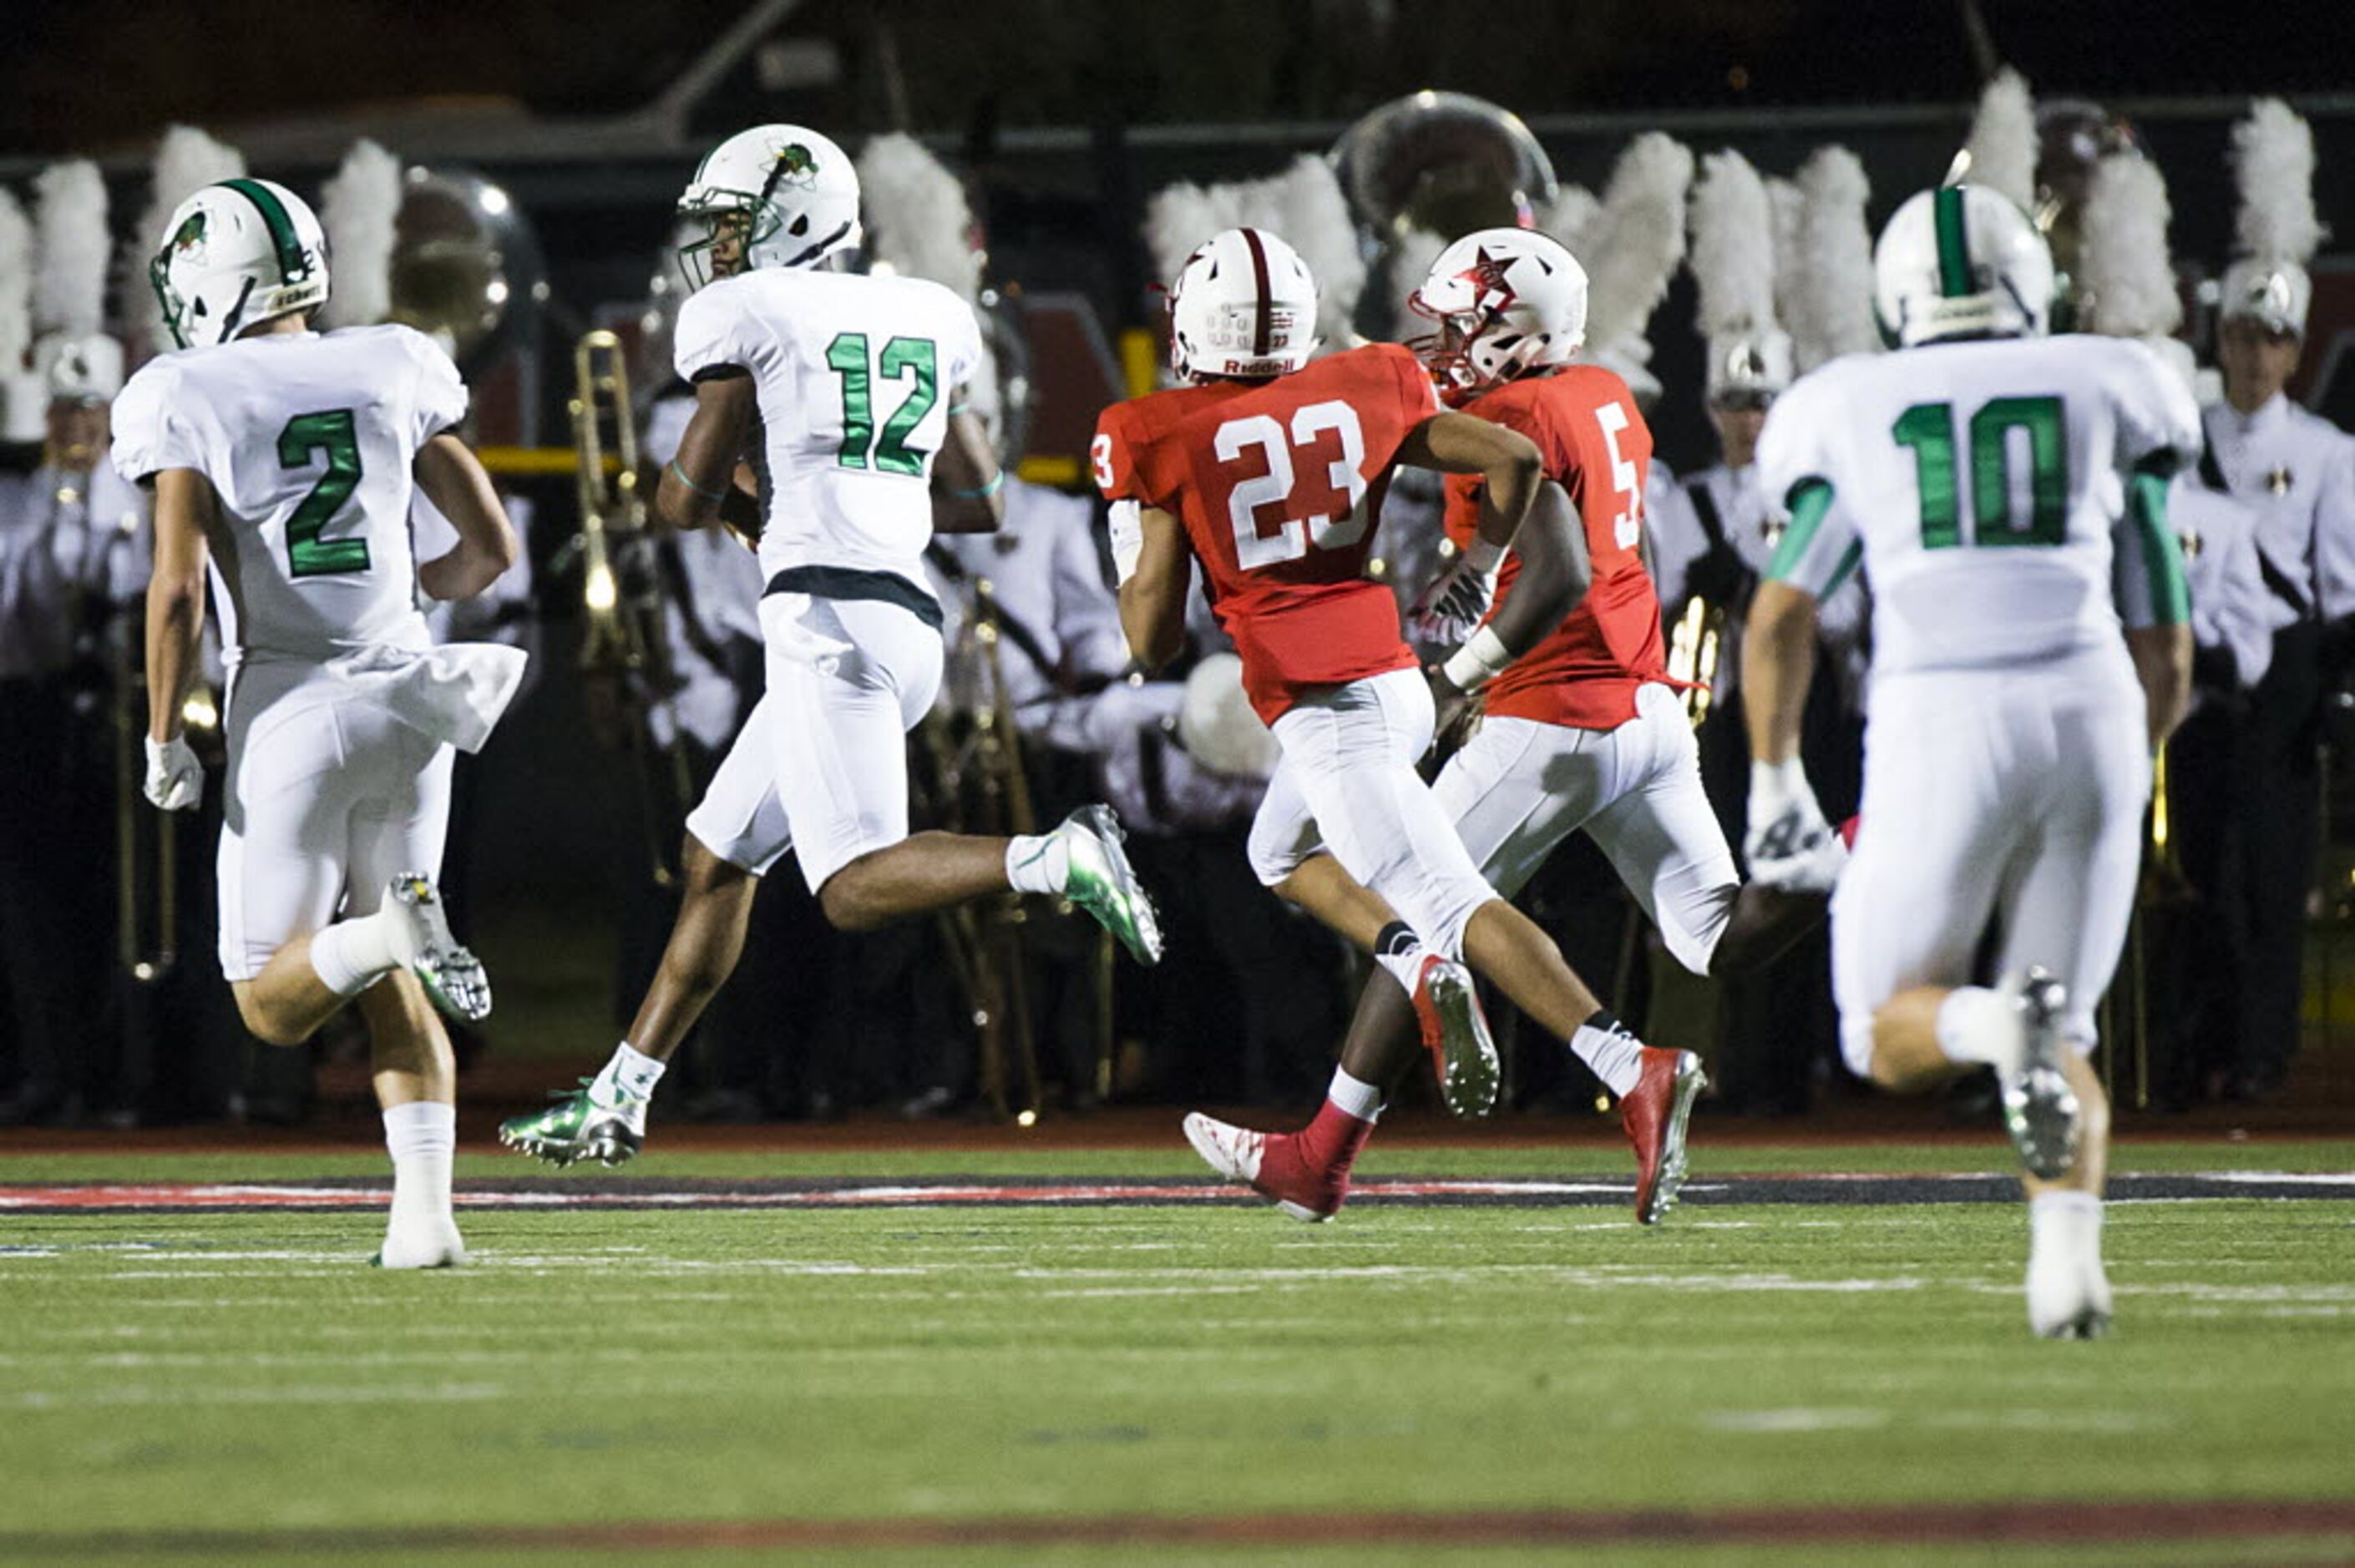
[387, 873, 492, 1024]
[1056, 804, 1163, 965]
[499, 1080, 647, 1169]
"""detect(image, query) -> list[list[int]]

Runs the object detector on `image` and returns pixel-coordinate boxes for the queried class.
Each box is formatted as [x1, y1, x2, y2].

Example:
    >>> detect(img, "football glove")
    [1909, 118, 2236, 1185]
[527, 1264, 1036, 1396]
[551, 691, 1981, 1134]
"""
[1408, 548, 1502, 645]
[1744, 758, 1846, 892]
[144, 734, 205, 812]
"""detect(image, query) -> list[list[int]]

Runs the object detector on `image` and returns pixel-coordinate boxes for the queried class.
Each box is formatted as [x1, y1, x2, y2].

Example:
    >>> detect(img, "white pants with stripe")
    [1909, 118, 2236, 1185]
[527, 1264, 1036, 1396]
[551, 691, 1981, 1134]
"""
[684, 594, 943, 893]
[1246, 668, 1498, 961]
[1831, 648, 2150, 1074]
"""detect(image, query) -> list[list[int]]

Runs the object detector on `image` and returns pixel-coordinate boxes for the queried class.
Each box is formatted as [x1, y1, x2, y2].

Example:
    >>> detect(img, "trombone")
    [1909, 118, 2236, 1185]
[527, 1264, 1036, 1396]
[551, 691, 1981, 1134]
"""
[570, 329, 697, 886]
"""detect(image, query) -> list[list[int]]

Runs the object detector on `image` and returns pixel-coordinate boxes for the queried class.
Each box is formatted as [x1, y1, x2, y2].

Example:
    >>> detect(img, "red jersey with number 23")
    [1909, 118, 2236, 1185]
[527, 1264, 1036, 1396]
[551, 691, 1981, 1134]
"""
[1442, 366, 1670, 731]
[1093, 342, 1439, 724]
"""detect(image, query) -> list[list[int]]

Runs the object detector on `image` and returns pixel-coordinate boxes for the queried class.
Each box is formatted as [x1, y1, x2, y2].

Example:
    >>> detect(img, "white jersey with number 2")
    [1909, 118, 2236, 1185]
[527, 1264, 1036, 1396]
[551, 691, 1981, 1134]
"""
[672, 268, 984, 593]
[111, 324, 467, 670]
[1756, 333, 2200, 676]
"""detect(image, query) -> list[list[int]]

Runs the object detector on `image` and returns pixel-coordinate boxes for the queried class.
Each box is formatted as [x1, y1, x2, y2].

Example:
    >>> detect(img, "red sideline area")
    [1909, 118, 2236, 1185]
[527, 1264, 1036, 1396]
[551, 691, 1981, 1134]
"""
[3, 1051, 2348, 1156]
[8, 1499, 2352, 1555]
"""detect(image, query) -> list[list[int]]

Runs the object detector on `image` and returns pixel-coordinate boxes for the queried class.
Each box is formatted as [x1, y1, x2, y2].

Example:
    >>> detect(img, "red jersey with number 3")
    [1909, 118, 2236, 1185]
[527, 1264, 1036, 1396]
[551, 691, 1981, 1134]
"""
[1094, 343, 1438, 723]
[1441, 367, 1671, 731]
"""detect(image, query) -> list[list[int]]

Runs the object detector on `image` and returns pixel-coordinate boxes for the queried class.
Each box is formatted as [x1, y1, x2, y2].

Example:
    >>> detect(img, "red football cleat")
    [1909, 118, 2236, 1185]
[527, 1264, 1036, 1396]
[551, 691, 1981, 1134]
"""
[1183, 1112, 1349, 1222]
[1410, 953, 1500, 1117]
[1621, 1047, 1709, 1225]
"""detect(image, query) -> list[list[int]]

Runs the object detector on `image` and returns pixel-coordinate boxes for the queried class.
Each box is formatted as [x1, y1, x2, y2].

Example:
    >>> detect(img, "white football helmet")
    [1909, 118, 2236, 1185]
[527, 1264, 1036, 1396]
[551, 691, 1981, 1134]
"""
[1167, 227, 1319, 382]
[1873, 185, 2054, 347]
[1409, 227, 1587, 397]
[149, 179, 330, 350]
[676, 125, 863, 288]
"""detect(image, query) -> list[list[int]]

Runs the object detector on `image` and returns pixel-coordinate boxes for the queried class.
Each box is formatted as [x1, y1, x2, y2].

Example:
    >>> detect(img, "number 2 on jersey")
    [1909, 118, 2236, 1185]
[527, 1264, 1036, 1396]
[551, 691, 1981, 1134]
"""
[1213, 401, 1369, 570]
[278, 409, 370, 578]
[1892, 396, 2068, 549]
[827, 332, 937, 476]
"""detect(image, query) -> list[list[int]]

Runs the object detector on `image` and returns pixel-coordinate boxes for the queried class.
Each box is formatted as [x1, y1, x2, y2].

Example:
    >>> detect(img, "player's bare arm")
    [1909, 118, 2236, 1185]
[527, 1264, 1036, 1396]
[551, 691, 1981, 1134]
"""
[1741, 578, 1819, 766]
[1431, 479, 1587, 699]
[931, 386, 1005, 534]
[656, 368, 755, 529]
[2126, 624, 2193, 753]
[144, 468, 213, 748]
[1397, 412, 1544, 549]
[1117, 503, 1191, 671]
[412, 433, 519, 602]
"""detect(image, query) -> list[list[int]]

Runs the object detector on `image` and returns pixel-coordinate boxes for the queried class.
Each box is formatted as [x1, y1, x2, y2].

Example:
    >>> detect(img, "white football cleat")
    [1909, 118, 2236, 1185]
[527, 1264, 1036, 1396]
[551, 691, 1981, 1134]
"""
[375, 1221, 468, 1271]
[2000, 969, 2080, 1181]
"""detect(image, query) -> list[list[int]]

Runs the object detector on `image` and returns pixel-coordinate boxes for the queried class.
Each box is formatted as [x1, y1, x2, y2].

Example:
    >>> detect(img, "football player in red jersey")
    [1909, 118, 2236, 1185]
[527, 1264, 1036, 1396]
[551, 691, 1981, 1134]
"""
[1097, 226, 1669, 1222]
[1183, 229, 1828, 1224]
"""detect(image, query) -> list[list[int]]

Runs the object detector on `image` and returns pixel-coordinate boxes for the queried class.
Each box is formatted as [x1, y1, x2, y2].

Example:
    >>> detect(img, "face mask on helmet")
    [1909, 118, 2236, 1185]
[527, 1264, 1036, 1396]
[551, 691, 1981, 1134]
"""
[1873, 185, 2054, 349]
[150, 178, 332, 351]
[1408, 228, 1588, 398]
[1167, 227, 1320, 382]
[676, 126, 864, 291]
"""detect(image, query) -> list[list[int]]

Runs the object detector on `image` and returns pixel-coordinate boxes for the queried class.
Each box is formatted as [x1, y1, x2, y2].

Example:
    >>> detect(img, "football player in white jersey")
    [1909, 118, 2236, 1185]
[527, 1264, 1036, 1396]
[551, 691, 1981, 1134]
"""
[502, 126, 1159, 1167]
[115, 178, 525, 1267]
[1742, 185, 2196, 1338]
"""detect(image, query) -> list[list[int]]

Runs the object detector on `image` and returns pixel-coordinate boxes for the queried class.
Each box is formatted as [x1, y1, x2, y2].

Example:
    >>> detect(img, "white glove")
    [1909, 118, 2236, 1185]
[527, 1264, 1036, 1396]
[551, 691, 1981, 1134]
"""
[1744, 758, 1846, 892]
[1408, 539, 1503, 645]
[144, 734, 205, 812]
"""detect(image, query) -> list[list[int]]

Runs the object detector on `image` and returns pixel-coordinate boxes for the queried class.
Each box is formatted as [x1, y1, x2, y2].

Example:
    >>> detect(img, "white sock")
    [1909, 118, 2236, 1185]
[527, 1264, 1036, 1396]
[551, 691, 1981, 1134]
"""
[592, 1041, 665, 1107]
[382, 1100, 457, 1237]
[1326, 1066, 1385, 1123]
[1937, 985, 2024, 1076]
[2030, 1188, 2103, 1262]
[310, 908, 409, 997]
[1570, 1011, 1645, 1098]
[1005, 832, 1070, 895]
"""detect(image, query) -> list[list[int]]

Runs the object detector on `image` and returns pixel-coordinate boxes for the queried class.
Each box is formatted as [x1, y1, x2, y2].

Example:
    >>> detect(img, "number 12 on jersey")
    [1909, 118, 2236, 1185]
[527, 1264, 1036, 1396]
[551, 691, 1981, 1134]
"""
[826, 332, 938, 476]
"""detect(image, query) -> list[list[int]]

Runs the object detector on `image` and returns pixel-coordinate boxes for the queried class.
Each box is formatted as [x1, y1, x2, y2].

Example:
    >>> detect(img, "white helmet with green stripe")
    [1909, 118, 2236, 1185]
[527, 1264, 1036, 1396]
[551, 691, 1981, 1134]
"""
[676, 125, 863, 289]
[149, 178, 330, 350]
[1872, 184, 2054, 348]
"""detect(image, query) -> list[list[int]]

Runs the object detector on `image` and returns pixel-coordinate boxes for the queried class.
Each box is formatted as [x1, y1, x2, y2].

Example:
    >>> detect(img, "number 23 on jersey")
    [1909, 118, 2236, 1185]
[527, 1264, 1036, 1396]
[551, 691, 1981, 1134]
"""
[1093, 402, 1375, 574]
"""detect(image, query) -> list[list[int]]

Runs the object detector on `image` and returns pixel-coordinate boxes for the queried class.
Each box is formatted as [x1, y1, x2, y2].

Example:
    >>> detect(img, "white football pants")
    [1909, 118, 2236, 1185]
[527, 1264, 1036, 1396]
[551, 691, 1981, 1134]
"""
[1831, 648, 2151, 1075]
[1247, 668, 1498, 961]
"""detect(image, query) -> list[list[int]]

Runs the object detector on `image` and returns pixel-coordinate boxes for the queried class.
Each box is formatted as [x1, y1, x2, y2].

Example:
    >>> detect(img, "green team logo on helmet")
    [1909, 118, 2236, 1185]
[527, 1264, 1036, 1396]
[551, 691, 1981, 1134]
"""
[170, 210, 209, 262]
[777, 144, 817, 181]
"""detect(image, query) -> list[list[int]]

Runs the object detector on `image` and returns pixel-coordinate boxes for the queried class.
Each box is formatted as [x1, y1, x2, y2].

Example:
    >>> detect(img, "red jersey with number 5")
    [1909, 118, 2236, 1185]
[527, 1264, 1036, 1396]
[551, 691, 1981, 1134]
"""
[1093, 343, 1438, 723]
[1441, 366, 1671, 731]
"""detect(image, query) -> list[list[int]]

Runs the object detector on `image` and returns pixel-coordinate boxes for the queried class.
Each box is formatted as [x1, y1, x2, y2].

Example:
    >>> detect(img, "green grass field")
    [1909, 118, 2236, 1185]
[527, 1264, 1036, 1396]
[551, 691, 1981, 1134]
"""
[3, 1141, 2352, 1565]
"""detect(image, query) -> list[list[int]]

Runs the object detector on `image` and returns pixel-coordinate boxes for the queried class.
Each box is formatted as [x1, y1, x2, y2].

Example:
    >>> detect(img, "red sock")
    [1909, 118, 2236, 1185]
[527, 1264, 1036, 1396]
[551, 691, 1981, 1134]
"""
[1295, 1097, 1376, 1178]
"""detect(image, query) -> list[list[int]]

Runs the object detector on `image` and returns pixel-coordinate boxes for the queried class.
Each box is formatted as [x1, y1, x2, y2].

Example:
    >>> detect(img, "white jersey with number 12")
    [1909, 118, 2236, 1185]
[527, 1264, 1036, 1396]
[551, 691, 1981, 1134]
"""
[672, 268, 984, 593]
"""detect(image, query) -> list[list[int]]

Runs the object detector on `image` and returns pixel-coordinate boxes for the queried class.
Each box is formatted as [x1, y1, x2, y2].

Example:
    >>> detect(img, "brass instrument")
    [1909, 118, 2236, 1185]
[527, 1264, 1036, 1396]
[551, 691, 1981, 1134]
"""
[915, 567, 1047, 1121]
[1665, 595, 1724, 729]
[570, 329, 696, 886]
[114, 601, 192, 985]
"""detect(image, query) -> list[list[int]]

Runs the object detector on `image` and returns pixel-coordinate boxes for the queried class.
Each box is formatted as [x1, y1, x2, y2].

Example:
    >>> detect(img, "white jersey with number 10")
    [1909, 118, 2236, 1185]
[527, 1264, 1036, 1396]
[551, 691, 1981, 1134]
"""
[672, 268, 985, 593]
[1756, 334, 2200, 675]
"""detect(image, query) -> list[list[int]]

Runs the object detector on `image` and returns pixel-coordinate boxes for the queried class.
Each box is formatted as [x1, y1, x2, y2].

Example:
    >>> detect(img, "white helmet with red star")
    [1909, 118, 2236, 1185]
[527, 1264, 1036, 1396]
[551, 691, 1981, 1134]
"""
[1167, 227, 1320, 382]
[1409, 227, 1588, 397]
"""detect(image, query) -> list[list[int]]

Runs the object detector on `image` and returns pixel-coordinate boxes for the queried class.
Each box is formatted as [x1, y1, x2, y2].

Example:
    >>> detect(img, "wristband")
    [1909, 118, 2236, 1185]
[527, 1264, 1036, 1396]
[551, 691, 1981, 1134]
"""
[1441, 625, 1514, 691]
[950, 471, 1005, 500]
[1750, 756, 1810, 800]
[1462, 535, 1507, 574]
[667, 458, 729, 503]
